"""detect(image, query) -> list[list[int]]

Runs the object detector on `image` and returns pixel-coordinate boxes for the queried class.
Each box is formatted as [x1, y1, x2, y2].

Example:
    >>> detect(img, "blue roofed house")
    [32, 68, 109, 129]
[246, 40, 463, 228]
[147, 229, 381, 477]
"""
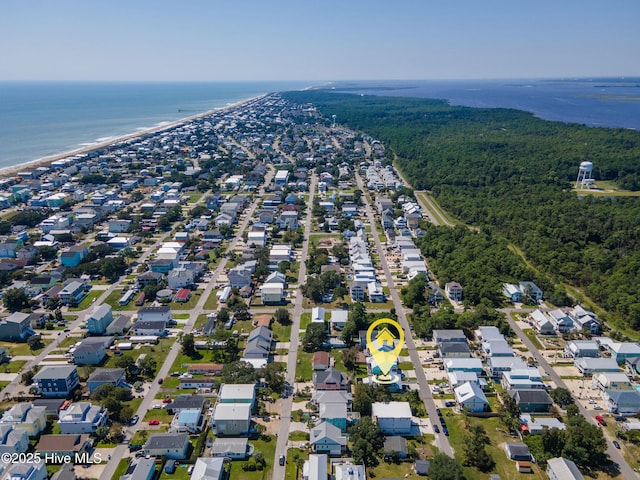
[170, 409, 205, 434]
[548, 309, 574, 333]
[604, 389, 640, 415]
[86, 304, 113, 335]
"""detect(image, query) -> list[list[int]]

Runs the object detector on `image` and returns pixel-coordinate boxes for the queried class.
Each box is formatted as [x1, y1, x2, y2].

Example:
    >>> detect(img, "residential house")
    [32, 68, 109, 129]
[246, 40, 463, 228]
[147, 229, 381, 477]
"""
[445, 282, 463, 302]
[211, 403, 252, 436]
[137, 306, 171, 323]
[302, 454, 328, 480]
[383, 436, 408, 459]
[530, 309, 555, 335]
[0, 403, 47, 436]
[0, 313, 34, 340]
[86, 304, 113, 335]
[228, 266, 252, 288]
[331, 310, 348, 330]
[87, 368, 127, 395]
[170, 409, 205, 434]
[131, 320, 166, 336]
[519, 414, 566, 435]
[566, 340, 599, 358]
[575, 357, 620, 375]
[504, 442, 532, 461]
[167, 267, 196, 289]
[433, 329, 466, 344]
[311, 307, 325, 323]
[488, 356, 528, 377]
[0, 424, 29, 454]
[607, 342, 640, 363]
[334, 463, 365, 480]
[503, 283, 523, 303]
[211, 438, 252, 460]
[217, 384, 256, 406]
[371, 402, 412, 435]
[444, 358, 483, 374]
[548, 309, 574, 333]
[59, 246, 88, 268]
[568, 305, 600, 334]
[313, 352, 331, 371]
[0, 461, 47, 480]
[439, 342, 472, 358]
[243, 327, 272, 360]
[603, 389, 640, 415]
[447, 371, 481, 389]
[592, 372, 633, 391]
[313, 367, 348, 391]
[143, 433, 189, 459]
[72, 341, 107, 365]
[58, 281, 87, 306]
[260, 283, 284, 304]
[547, 457, 585, 480]
[310, 422, 347, 456]
[36, 434, 91, 460]
[165, 395, 209, 414]
[58, 402, 108, 434]
[32, 365, 80, 398]
[118, 458, 155, 480]
[510, 389, 553, 413]
[319, 403, 348, 432]
[190, 458, 225, 480]
[501, 368, 544, 390]
[454, 381, 489, 412]
[519, 281, 543, 303]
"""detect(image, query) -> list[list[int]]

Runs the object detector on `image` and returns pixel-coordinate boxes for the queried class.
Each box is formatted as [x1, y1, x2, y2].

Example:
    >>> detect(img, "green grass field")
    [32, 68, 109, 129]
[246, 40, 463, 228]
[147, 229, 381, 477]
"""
[68, 290, 103, 311]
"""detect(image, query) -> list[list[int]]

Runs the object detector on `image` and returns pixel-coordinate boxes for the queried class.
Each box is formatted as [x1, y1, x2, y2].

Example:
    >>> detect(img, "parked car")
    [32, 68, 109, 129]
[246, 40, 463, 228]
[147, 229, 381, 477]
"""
[433, 425, 440, 433]
[613, 440, 621, 449]
[595, 415, 606, 426]
[163, 397, 172, 403]
[148, 420, 160, 426]
[158, 378, 163, 384]
[279, 455, 286, 466]
[443, 427, 449, 436]
[593, 405, 603, 410]
[615, 416, 627, 422]
[130, 415, 139, 425]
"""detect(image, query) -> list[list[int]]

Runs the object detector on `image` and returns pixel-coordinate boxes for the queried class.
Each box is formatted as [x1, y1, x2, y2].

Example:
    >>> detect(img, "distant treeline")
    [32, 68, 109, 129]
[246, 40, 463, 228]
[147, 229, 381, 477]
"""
[283, 90, 640, 330]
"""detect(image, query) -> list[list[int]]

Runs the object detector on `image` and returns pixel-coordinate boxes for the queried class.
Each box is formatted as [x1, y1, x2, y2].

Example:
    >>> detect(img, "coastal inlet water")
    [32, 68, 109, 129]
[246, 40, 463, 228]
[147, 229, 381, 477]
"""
[0, 81, 310, 169]
[328, 78, 640, 130]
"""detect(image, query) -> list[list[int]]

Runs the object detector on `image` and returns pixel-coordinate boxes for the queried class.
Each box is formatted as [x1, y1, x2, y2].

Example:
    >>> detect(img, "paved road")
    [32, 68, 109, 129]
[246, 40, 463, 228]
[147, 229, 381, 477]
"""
[356, 172, 455, 457]
[98, 168, 275, 480]
[272, 171, 317, 480]
[503, 309, 637, 479]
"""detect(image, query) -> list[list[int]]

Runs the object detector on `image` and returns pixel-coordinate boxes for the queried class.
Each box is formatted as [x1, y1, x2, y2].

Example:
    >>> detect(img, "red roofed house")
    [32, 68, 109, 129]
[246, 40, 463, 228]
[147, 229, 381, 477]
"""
[175, 288, 191, 303]
[313, 352, 331, 371]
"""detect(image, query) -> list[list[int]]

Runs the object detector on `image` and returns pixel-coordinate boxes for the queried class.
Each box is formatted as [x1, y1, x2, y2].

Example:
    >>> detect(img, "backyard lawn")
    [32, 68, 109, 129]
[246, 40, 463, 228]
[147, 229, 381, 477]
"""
[295, 351, 313, 381]
[204, 291, 218, 309]
[69, 290, 103, 311]
[227, 435, 276, 480]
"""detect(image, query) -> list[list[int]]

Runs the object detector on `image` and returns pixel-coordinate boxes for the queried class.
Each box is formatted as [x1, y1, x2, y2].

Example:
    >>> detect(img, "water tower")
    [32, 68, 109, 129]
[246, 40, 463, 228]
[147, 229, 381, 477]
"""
[575, 161, 594, 189]
[331, 115, 337, 128]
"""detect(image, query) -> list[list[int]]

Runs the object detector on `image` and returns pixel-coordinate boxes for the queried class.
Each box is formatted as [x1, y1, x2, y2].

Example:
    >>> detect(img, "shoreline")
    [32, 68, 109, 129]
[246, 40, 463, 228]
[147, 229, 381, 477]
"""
[0, 94, 266, 179]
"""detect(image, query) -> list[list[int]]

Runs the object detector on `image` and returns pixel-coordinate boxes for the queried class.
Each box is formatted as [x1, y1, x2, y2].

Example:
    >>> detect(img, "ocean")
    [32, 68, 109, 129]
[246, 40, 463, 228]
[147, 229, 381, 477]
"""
[0, 81, 310, 169]
[1, 79, 640, 171]
[327, 78, 640, 130]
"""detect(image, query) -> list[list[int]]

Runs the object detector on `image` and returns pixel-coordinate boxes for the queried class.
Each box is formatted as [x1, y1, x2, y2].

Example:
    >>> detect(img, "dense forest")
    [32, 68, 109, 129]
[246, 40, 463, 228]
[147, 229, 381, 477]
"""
[283, 90, 640, 330]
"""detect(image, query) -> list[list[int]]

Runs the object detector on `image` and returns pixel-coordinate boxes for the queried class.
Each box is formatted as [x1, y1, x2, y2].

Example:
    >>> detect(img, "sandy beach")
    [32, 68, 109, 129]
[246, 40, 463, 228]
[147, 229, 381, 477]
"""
[0, 94, 266, 179]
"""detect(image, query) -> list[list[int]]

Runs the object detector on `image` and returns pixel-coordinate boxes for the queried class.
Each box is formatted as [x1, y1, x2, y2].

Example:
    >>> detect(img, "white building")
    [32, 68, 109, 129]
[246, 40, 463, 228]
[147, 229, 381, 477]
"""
[371, 402, 412, 435]
[58, 402, 108, 434]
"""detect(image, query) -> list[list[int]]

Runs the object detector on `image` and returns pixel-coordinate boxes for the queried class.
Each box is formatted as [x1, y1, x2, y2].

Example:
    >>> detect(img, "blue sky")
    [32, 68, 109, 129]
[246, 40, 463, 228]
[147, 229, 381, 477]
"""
[1, 0, 639, 81]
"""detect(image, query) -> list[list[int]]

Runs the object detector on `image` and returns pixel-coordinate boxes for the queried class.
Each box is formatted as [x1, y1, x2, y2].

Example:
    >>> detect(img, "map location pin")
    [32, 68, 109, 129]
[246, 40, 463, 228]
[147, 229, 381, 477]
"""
[366, 318, 405, 384]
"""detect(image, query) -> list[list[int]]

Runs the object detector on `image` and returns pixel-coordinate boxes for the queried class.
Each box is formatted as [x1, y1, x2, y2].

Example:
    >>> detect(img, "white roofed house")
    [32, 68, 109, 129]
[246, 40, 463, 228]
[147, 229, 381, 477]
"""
[311, 307, 325, 324]
[211, 403, 252, 436]
[57, 402, 108, 434]
[0, 424, 29, 455]
[454, 381, 489, 412]
[592, 372, 633, 391]
[0, 403, 47, 436]
[566, 340, 599, 358]
[310, 422, 347, 456]
[568, 305, 600, 334]
[190, 458, 225, 480]
[530, 309, 555, 335]
[548, 309, 574, 333]
[371, 401, 412, 435]
[331, 310, 348, 330]
[603, 389, 640, 415]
